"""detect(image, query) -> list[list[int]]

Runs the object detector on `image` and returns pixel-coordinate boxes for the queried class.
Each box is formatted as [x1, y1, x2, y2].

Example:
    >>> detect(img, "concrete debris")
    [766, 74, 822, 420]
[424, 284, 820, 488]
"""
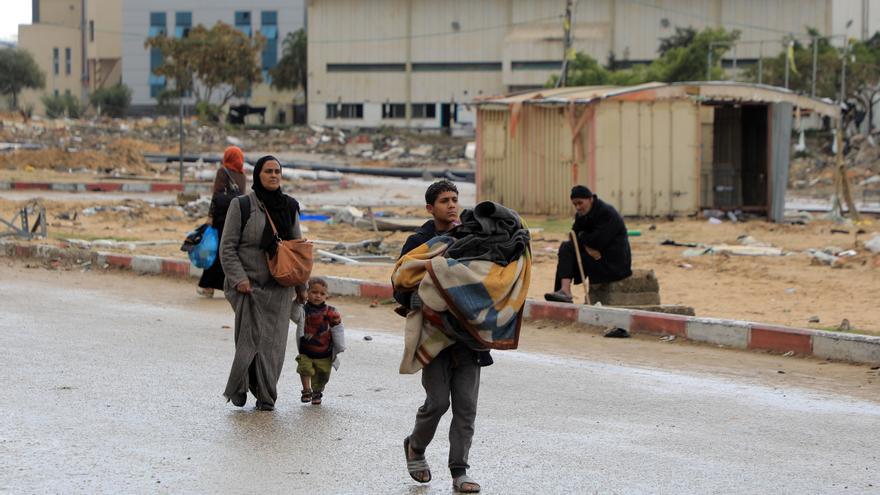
[783, 210, 813, 225]
[183, 197, 211, 218]
[409, 145, 434, 157]
[865, 234, 880, 254]
[464, 142, 477, 160]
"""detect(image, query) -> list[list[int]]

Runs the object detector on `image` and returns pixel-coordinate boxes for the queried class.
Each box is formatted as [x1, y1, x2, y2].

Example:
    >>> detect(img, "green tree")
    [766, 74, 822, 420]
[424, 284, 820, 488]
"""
[747, 28, 880, 130]
[41, 93, 81, 118]
[0, 48, 46, 110]
[271, 28, 307, 93]
[146, 22, 265, 110]
[549, 27, 740, 87]
[89, 84, 132, 118]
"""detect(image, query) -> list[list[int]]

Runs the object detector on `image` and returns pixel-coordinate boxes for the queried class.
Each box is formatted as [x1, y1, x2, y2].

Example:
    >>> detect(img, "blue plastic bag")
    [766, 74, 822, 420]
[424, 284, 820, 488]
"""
[188, 225, 219, 269]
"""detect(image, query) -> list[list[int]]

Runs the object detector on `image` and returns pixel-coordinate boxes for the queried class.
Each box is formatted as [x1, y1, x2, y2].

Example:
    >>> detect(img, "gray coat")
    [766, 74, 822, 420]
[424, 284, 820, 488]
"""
[220, 190, 302, 407]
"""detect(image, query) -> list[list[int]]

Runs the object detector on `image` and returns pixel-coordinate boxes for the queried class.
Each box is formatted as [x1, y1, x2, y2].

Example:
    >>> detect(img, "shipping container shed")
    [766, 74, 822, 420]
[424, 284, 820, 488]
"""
[474, 82, 839, 220]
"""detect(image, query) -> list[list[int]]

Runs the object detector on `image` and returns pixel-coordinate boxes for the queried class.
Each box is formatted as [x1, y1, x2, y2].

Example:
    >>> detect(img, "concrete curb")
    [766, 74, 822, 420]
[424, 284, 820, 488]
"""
[3, 240, 879, 366]
[0, 180, 210, 193]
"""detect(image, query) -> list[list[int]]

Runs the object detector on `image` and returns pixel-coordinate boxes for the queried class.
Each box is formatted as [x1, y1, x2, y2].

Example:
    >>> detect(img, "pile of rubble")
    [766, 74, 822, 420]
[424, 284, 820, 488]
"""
[789, 132, 880, 198]
[0, 114, 475, 172]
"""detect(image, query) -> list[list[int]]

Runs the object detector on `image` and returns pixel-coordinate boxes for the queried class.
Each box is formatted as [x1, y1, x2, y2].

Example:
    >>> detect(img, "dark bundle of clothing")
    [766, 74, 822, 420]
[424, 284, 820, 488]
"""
[446, 201, 531, 266]
[181, 224, 209, 253]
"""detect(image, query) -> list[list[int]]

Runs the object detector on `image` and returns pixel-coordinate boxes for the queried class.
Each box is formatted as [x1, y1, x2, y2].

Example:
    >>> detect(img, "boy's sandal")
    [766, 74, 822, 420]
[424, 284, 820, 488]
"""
[452, 475, 481, 493]
[300, 389, 312, 403]
[310, 392, 323, 405]
[403, 437, 431, 483]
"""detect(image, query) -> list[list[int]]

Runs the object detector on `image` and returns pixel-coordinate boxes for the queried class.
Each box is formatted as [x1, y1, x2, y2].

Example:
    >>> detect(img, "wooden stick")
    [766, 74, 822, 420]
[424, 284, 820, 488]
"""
[570, 231, 590, 305]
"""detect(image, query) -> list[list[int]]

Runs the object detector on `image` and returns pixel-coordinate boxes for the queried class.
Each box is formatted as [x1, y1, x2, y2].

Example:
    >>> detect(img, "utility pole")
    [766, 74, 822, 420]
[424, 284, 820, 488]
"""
[836, 36, 860, 220]
[784, 39, 791, 89]
[557, 0, 573, 88]
[862, 0, 870, 41]
[178, 85, 184, 183]
[811, 36, 818, 97]
[758, 42, 763, 84]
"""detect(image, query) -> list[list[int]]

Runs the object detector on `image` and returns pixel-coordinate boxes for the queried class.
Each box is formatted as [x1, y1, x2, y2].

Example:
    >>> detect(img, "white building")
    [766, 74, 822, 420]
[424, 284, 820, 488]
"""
[122, 0, 306, 124]
[308, 0, 859, 130]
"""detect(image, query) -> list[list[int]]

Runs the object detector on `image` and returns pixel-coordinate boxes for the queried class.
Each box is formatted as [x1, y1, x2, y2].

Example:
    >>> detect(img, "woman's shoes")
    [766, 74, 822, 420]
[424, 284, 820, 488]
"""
[197, 287, 214, 298]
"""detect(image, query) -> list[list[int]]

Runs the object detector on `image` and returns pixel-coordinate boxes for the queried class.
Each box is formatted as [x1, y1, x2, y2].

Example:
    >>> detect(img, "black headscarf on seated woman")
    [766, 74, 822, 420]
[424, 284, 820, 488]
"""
[252, 155, 299, 257]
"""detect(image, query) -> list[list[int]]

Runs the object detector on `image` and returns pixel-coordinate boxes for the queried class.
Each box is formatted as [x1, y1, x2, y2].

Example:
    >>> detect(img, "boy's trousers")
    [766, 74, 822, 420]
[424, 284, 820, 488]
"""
[408, 344, 481, 475]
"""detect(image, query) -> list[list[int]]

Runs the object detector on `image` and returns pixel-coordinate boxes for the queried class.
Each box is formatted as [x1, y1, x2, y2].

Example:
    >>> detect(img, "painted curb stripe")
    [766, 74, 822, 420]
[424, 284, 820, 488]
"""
[749, 324, 813, 354]
[2, 242, 878, 365]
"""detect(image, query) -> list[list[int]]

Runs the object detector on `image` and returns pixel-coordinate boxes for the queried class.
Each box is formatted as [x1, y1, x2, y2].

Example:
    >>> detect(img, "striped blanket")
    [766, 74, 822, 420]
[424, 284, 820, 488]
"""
[392, 223, 531, 374]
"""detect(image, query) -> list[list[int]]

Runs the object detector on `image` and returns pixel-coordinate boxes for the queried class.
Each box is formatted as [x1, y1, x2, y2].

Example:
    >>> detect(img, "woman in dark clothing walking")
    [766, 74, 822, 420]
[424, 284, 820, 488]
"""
[220, 155, 306, 411]
[197, 146, 248, 297]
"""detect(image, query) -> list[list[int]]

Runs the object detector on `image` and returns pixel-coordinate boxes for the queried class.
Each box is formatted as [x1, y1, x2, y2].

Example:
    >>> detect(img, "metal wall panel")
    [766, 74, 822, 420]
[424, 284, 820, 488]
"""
[699, 105, 715, 208]
[769, 102, 793, 222]
[671, 100, 699, 213]
[651, 101, 673, 215]
[595, 101, 622, 212]
[638, 103, 654, 215]
[619, 102, 640, 215]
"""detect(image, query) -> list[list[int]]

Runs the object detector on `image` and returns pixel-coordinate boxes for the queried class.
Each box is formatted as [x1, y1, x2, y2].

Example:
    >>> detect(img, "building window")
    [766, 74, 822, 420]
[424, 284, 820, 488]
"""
[411, 103, 436, 119]
[327, 63, 405, 72]
[326, 103, 363, 119]
[64, 48, 71, 75]
[149, 12, 167, 99]
[382, 103, 406, 119]
[89, 20, 94, 42]
[235, 11, 251, 37]
[260, 11, 278, 82]
[511, 60, 562, 71]
[52, 47, 59, 75]
[412, 62, 502, 72]
[175, 12, 192, 38]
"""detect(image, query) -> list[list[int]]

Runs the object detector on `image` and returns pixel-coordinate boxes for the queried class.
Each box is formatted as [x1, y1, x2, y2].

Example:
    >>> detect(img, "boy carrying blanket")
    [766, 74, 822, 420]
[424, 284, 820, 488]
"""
[392, 180, 531, 494]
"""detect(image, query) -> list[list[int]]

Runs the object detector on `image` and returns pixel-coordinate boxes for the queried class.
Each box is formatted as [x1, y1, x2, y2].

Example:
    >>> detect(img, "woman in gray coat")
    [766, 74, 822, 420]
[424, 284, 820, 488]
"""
[220, 155, 306, 411]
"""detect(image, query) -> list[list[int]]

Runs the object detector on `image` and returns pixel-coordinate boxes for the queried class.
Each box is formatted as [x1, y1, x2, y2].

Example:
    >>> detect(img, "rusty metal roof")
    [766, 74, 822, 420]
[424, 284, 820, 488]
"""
[477, 81, 839, 117]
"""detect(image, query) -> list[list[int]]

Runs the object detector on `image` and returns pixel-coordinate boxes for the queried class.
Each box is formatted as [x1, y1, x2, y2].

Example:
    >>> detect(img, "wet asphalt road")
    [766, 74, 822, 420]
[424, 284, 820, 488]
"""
[1, 275, 879, 494]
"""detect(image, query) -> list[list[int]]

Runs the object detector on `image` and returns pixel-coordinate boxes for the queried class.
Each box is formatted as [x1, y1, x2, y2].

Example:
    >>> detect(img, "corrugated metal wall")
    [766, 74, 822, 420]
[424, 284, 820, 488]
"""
[769, 102, 793, 222]
[477, 99, 700, 216]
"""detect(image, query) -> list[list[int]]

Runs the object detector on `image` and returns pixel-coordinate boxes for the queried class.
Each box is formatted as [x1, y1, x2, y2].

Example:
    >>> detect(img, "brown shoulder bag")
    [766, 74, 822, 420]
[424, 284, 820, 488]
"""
[260, 201, 313, 287]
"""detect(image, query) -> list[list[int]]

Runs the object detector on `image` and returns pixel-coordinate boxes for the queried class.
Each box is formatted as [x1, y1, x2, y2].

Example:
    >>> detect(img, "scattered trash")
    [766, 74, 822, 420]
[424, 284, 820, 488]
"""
[603, 327, 630, 338]
[648, 224, 657, 231]
[677, 263, 693, 269]
[661, 239, 699, 248]
[808, 249, 839, 266]
[784, 288, 797, 294]
[777, 370, 786, 374]
[659, 335, 676, 342]
[783, 210, 813, 225]
[808, 315, 820, 323]
[838, 319, 852, 332]
[708, 217, 723, 225]
[363, 335, 373, 341]
[830, 228, 850, 234]
[783, 351, 795, 357]
[708, 245, 784, 257]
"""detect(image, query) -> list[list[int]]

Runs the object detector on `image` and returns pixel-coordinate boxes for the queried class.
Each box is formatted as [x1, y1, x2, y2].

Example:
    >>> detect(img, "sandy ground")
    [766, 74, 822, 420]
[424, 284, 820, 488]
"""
[2, 191, 879, 335]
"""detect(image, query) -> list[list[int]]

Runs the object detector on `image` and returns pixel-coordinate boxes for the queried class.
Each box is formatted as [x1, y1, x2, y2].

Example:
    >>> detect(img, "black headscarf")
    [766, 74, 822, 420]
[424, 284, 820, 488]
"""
[252, 155, 298, 257]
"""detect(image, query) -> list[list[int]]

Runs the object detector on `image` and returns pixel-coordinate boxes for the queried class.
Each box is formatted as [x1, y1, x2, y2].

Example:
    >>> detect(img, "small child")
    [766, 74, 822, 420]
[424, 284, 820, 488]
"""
[290, 277, 345, 405]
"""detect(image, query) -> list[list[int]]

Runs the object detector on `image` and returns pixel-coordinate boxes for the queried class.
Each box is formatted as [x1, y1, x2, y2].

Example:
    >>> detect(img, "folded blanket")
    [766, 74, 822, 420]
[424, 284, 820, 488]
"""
[392, 202, 531, 374]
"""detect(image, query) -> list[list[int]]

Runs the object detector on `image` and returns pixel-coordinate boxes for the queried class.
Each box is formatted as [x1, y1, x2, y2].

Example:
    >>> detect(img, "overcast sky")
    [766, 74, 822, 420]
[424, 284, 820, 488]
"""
[1, 1, 32, 43]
